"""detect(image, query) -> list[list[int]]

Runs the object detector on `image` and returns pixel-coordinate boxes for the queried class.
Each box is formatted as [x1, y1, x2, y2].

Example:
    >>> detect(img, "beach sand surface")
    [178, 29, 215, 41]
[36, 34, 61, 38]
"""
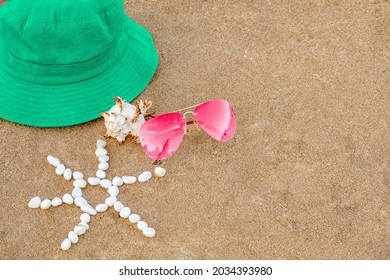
[0, 0, 389, 259]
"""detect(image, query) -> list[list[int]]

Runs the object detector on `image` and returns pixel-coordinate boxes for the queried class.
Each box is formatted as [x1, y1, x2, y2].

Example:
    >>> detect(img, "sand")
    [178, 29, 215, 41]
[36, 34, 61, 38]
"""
[0, 0, 389, 260]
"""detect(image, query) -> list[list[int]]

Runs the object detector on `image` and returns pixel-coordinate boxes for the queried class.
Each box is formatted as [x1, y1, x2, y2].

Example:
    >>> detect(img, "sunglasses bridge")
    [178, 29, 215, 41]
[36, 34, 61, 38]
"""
[181, 111, 202, 132]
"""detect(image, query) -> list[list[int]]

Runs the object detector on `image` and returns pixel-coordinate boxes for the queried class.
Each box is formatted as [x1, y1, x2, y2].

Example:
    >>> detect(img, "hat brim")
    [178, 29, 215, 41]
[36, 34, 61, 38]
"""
[0, 16, 158, 127]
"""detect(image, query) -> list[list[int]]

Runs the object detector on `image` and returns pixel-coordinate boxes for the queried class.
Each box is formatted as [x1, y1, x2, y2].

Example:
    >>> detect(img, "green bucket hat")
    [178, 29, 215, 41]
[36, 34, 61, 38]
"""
[0, 0, 158, 127]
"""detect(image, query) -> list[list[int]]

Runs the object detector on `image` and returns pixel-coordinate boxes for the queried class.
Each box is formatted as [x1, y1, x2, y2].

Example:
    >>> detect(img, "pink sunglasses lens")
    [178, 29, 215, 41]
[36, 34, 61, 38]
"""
[139, 112, 186, 161]
[194, 99, 236, 142]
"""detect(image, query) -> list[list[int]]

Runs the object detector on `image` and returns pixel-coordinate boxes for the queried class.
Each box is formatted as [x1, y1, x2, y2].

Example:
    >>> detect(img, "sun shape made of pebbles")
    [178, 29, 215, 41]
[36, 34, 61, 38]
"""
[28, 139, 166, 250]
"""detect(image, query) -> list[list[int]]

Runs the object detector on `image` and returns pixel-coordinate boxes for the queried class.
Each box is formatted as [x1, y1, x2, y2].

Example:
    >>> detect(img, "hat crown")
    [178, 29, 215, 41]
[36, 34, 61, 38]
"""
[1, 0, 124, 65]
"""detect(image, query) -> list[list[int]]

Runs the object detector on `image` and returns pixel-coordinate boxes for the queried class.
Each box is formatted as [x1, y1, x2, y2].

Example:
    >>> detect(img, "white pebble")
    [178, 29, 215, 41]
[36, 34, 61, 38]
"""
[73, 171, 84, 180]
[129, 214, 140, 224]
[122, 176, 137, 184]
[62, 194, 73, 205]
[119, 207, 131, 218]
[114, 201, 124, 212]
[88, 177, 101, 186]
[40, 199, 51, 210]
[74, 197, 87, 207]
[100, 179, 112, 189]
[63, 168, 72, 180]
[108, 186, 119, 197]
[137, 221, 148, 231]
[98, 155, 109, 162]
[74, 226, 86, 236]
[154, 166, 166, 177]
[80, 213, 91, 223]
[98, 162, 109, 171]
[51, 197, 62, 207]
[142, 227, 156, 238]
[79, 222, 90, 230]
[55, 164, 66, 175]
[138, 171, 152, 183]
[96, 203, 108, 213]
[95, 148, 107, 157]
[72, 187, 82, 198]
[105, 196, 117, 207]
[81, 204, 97, 215]
[97, 139, 106, 148]
[61, 239, 71, 250]
[73, 179, 87, 188]
[112, 176, 123, 187]
[96, 170, 106, 179]
[28, 196, 41, 209]
[47, 155, 60, 167]
[68, 231, 79, 244]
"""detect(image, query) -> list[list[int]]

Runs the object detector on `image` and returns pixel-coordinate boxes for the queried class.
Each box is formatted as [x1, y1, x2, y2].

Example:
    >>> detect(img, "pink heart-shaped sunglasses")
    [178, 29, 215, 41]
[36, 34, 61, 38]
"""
[139, 99, 237, 161]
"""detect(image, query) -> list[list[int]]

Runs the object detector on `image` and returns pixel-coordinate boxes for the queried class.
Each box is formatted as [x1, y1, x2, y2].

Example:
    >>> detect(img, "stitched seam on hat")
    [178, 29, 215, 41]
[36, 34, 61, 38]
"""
[0, 33, 130, 85]
[128, 35, 156, 52]
[4, 45, 102, 68]
[6, 0, 119, 23]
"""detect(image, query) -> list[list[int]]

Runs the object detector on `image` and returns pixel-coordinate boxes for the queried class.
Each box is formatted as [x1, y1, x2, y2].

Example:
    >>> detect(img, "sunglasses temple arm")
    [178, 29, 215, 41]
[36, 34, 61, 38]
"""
[175, 103, 202, 112]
